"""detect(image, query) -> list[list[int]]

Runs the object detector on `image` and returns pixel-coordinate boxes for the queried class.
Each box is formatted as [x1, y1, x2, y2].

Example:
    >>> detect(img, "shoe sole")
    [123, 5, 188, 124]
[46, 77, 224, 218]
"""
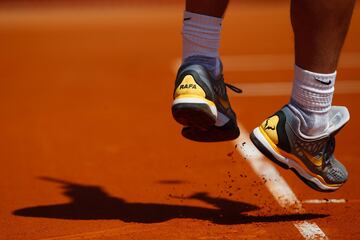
[250, 127, 342, 192]
[172, 96, 217, 129]
[182, 122, 240, 142]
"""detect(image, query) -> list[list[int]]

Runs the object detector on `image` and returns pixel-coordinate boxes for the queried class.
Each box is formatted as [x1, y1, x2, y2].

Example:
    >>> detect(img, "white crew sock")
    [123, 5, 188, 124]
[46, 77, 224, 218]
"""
[182, 11, 222, 77]
[289, 65, 336, 136]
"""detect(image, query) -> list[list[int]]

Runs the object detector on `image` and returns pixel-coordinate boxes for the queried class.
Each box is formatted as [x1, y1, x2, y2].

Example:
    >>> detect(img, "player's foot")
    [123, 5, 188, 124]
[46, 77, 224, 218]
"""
[250, 105, 349, 192]
[172, 56, 241, 142]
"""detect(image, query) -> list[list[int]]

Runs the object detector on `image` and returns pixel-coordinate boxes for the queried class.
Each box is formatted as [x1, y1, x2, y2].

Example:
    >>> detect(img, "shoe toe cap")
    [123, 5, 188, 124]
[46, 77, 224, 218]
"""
[325, 158, 348, 184]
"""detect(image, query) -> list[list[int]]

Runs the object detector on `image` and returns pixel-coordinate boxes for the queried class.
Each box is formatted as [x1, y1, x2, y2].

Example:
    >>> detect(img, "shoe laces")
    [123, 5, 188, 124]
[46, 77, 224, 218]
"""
[323, 136, 336, 166]
[225, 83, 242, 94]
[217, 74, 242, 95]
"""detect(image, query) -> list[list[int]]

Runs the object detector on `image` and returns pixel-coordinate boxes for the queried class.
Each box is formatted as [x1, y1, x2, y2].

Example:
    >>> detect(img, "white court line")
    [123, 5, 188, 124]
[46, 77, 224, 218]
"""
[229, 80, 360, 97]
[221, 53, 360, 71]
[302, 199, 347, 204]
[172, 53, 360, 72]
[172, 56, 360, 97]
[295, 222, 328, 240]
[234, 124, 328, 240]
[170, 57, 354, 239]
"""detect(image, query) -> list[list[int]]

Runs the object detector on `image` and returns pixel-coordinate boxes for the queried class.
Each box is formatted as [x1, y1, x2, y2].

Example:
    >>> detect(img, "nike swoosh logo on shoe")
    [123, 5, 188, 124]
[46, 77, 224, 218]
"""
[302, 150, 323, 167]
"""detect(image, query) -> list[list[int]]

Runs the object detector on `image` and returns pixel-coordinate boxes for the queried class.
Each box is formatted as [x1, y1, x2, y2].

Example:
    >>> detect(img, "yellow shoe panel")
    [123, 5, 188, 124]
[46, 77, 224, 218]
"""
[174, 75, 206, 98]
[260, 115, 279, 145]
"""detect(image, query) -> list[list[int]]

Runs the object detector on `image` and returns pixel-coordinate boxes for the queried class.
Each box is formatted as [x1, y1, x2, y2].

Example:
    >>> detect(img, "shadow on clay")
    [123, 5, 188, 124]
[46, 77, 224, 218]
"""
[13, 177, 328, 225]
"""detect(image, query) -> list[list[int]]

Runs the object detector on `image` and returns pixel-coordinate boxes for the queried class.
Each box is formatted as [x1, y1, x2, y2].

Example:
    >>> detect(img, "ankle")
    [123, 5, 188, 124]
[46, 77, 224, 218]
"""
[289, 103, 329, 136]
[183, 55, 222, 78]
[291, 65, 336, 112]
[289, 65, 336, 136]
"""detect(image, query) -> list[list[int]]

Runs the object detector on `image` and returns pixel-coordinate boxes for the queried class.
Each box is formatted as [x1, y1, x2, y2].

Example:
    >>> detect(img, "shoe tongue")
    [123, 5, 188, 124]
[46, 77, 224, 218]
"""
[327, 106, 350, 135]
[215, 58, 223, 79]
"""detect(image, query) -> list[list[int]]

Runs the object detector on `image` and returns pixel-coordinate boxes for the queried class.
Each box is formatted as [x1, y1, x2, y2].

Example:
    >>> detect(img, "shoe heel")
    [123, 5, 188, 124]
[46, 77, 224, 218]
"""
[172, 95, 217, 129]
[250, 128, 289, 170]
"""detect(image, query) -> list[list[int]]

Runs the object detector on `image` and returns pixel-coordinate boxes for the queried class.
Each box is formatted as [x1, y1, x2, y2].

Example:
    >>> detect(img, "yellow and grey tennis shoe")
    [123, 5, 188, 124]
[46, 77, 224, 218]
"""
[172, 60, 241, 142]
[250, 105, 350, 192]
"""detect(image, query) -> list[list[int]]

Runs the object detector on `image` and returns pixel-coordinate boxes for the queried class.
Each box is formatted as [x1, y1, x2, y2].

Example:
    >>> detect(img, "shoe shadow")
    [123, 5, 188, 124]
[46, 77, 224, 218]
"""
[13, 177, 328, 225]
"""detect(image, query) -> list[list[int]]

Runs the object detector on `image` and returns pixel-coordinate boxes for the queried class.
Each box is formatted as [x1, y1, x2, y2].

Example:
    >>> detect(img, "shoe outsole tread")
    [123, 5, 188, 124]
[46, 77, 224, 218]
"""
[182, 123, 240, 142]
[172, 103, 216, 129]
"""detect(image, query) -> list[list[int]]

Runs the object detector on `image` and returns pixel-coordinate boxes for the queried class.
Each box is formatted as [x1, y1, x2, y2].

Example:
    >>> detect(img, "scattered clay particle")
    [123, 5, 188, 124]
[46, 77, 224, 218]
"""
[242, 142, 246, 146]
[228, 193, 233, 197]
[227, 151, 234, 157]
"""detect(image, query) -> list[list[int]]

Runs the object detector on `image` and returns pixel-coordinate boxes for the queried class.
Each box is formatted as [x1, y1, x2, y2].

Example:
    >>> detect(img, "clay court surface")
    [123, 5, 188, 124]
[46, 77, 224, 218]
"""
[1, 2, 360, 239]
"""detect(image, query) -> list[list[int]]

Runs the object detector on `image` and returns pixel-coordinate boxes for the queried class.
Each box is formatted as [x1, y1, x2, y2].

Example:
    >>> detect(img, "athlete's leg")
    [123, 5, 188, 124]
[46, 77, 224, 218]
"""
[291, 0, 356, 73]
[250, 0, 355, 191]
[290, 0, 356, 135]
[172, 0, 240, 142]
